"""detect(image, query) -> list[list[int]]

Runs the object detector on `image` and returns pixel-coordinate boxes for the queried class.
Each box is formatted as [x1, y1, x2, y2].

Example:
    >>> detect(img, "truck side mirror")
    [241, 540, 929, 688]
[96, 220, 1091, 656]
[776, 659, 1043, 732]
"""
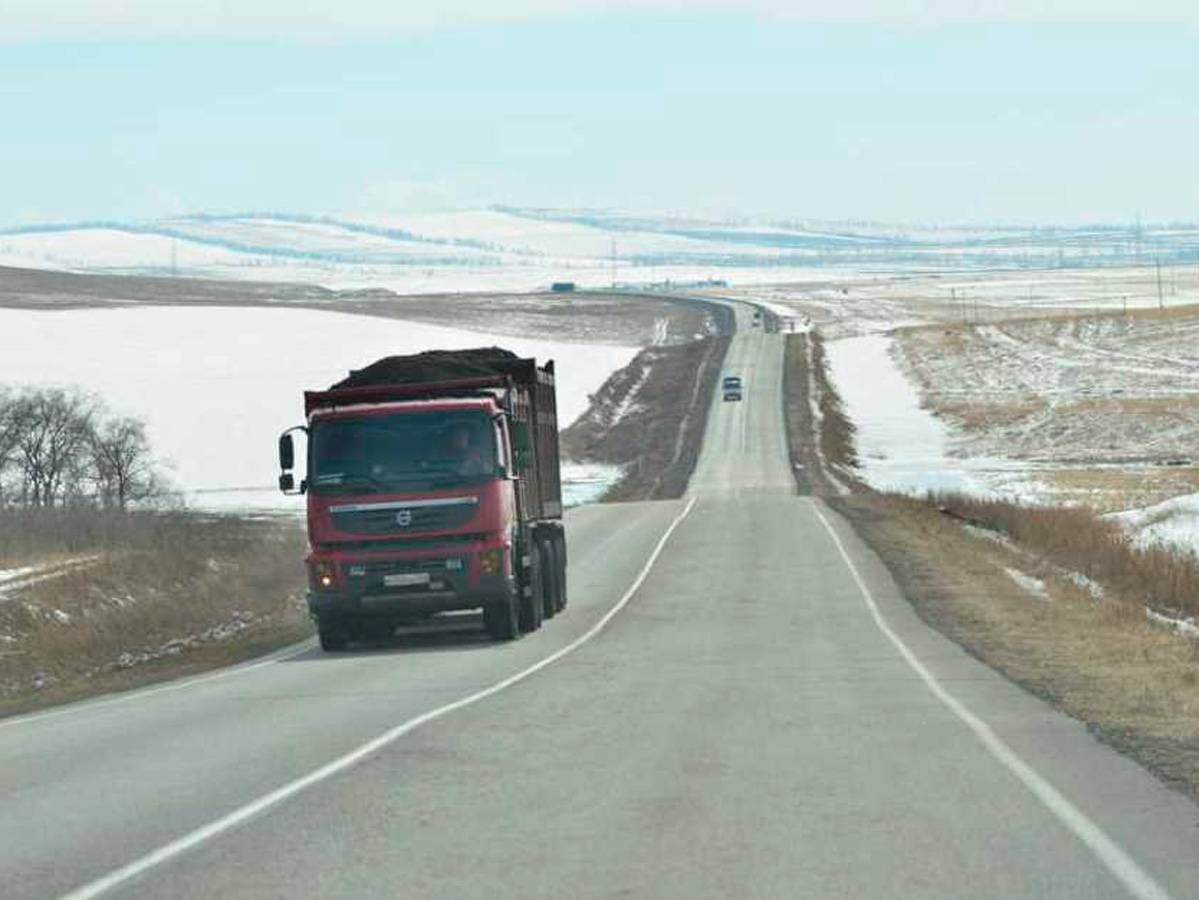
[279, 472, 295, 493]
[279, 433, 295, 471]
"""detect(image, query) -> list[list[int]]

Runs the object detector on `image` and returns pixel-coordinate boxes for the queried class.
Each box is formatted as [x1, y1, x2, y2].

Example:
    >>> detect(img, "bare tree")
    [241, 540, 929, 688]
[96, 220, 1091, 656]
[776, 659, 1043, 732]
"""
[0, 389, 19, 505]
[91, 416, 159, 509]
[12, 387, 97, 506]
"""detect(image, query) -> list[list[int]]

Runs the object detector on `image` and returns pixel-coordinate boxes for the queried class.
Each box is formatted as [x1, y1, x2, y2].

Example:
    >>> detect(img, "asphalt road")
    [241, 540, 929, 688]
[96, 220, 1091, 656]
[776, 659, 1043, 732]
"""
[5, 301, 1199, 899]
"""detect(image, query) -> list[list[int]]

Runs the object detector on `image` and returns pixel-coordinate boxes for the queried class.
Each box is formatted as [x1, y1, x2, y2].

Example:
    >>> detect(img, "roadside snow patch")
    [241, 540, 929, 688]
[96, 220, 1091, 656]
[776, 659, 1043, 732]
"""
[1004, 568, 1050, 601]
[561, 463, 623, 507]
[1109, 492, 1199, 559]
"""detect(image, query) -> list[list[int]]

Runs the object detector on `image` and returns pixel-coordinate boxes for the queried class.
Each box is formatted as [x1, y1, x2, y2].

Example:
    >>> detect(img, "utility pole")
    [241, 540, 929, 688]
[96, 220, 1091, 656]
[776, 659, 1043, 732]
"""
[1156, 256, 1164, 310]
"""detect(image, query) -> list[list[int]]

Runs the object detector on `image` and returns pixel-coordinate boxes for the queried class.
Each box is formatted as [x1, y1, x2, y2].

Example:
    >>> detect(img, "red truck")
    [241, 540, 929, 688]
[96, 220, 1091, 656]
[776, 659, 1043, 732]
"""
[277, 348, 567, 651]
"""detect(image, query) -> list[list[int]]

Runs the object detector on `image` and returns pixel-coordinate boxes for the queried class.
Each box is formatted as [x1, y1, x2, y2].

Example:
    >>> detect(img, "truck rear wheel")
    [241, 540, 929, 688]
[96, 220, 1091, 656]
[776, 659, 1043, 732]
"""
[553, 531, 568, 612]
[519, 545, 544, 633]
[484, 589, 520, 641]
[541, 537, 558, 620]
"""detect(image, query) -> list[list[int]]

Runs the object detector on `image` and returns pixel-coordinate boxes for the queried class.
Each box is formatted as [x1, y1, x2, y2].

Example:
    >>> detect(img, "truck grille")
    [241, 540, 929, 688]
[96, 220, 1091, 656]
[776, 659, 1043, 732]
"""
[329, 497, 478, 535]
[347, 557, 464, 577]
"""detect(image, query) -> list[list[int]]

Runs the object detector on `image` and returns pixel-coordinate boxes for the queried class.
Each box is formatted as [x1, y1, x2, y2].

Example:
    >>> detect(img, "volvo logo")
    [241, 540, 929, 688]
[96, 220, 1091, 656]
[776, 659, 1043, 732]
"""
[395, 509, 413, 527]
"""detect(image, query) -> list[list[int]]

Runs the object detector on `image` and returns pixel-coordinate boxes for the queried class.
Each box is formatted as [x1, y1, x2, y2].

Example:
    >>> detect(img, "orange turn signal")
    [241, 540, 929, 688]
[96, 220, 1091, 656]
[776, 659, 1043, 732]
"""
[480, 548, 504, 576]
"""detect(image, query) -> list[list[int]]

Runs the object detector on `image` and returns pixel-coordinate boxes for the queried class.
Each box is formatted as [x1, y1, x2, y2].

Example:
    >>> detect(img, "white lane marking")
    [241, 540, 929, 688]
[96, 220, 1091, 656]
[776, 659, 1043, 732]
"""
[0, 640, 314, 733]
[810, 502, 1172, 900]
[59, 496, 698, 900]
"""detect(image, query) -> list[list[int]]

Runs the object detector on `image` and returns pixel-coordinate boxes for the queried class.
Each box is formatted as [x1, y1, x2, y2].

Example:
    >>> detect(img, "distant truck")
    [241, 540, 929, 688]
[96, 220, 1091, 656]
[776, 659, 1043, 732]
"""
[278, 348, 567, 650]
[550, 282, 576, 293]
[722, 375, 743, 402]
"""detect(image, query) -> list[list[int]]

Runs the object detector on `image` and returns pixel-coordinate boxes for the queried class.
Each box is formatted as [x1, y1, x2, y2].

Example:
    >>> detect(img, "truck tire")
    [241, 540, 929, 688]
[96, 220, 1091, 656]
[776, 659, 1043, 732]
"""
[318, 623, 348, 652]
[541, 537, 558, 620]
[519, 544, 544, 633]
[554, 530, 568, 612]
[484, 587, 520, 641]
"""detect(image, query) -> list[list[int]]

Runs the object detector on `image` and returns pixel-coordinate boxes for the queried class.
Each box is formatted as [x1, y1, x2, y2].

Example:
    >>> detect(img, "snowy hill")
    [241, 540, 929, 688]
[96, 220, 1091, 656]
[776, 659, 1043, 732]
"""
[5, 209, 1197, 293]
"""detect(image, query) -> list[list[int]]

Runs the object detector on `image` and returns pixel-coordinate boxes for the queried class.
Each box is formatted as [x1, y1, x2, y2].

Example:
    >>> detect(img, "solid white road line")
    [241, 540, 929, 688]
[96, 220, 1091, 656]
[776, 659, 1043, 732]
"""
[58, 496, 698, 900]
[810, 501, 1172, 900]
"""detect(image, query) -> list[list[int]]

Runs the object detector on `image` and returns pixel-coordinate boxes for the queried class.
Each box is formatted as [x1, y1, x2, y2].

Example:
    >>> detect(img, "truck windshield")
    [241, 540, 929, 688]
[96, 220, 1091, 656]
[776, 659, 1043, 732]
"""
[309, 410, 497, 494]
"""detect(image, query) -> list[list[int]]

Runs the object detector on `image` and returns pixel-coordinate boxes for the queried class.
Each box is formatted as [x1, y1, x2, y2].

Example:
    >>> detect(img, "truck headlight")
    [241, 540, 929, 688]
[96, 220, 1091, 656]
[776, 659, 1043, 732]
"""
[310, 560, 337, 590]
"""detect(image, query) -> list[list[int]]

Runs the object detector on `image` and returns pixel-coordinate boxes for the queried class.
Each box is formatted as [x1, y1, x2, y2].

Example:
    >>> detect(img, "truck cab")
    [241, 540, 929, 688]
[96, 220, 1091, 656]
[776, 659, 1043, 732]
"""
[279, 349, 567, 650]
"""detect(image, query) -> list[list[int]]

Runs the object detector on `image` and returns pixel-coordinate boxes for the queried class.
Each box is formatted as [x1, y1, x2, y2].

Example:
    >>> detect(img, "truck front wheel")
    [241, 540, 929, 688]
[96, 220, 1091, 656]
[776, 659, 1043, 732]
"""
[484, 587, 520, 640]
[518, 545, 544, 633]
[318, 623, 348, 652]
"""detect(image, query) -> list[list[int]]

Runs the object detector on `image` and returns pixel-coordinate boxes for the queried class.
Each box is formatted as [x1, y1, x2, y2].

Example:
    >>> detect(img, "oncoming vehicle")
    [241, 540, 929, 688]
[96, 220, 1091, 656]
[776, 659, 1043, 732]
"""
[277, 348, 567, 651]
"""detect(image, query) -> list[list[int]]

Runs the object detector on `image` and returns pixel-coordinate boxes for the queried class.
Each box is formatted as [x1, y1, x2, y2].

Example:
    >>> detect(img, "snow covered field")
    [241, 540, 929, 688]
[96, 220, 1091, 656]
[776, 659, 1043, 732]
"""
[824, 334, 1034, 497]
[0, 307, 636, 511]
[825, 300, 1199, 558]
[708, 266, 1199, 339]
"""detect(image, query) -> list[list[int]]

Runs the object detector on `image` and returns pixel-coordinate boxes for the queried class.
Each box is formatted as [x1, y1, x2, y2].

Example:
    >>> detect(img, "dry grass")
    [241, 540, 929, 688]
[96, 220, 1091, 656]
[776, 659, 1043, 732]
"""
[1040, 466, 1199, 513]
[0, 509, 309, 716]
[932, 492, 1199, 621]
[935, 399, 1045, 430]
[782, 335, 818, 495]
[1057, 395, 1199, 420]
[809, 333, 858, 473]
[561, 336, 730, 501]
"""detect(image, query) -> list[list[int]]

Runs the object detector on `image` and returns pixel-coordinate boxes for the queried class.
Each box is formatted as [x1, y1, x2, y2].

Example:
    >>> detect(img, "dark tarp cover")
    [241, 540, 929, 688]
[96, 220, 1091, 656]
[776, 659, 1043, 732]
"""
[332, 348, 522, 389]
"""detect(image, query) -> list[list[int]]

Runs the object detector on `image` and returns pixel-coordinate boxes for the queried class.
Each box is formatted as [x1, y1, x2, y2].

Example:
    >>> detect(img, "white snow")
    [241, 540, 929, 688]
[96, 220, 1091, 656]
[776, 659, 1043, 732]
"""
[1109, 492, 1199, 559]
[825, 334, 981, 495]
[1145, 607, 1199, 640]
[1064, 571, 1107, 600]
[0, 566, 38, 584]
[0, 229, 256, 272]
[824, 333, 1043, 498]
[561, 463, 623, 507]
[1004, 567, 1050, 601]
[0, 307, 636, 512]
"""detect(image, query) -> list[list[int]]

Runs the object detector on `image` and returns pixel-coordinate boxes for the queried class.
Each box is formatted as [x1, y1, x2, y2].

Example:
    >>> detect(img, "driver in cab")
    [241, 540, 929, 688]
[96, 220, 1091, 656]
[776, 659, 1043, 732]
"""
[445, 423, 491, 477]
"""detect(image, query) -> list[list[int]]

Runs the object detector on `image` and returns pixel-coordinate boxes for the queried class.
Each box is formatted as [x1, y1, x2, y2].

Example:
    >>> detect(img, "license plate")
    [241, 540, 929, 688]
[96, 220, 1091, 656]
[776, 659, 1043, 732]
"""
[383, 572, 430, 587]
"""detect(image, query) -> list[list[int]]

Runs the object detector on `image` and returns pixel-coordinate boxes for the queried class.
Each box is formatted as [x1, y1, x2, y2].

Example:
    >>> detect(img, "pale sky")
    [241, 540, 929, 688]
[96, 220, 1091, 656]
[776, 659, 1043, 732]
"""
[2, 3, 1197, 226]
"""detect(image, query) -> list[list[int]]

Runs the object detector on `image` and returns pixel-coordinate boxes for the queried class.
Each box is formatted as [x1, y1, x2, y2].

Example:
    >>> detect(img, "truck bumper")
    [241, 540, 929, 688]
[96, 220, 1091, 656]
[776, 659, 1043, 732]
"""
[307, 554, 512, 623]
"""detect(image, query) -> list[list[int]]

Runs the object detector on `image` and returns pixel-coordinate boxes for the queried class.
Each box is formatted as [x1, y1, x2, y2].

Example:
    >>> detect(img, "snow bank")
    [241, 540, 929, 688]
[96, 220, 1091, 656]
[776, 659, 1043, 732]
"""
[1004, 567, 1050, 601]
[825, 334, 976, 494]
[0, 307, 636, 512]
[824, 333, 1038, 498]
[1109, 492, 1199, 558]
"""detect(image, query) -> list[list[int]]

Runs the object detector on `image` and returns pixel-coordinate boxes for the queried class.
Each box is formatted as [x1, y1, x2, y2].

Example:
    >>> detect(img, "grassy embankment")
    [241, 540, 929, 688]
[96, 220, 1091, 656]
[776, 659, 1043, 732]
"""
[785, 332, 1199, 799]
[0, 507, 309, 717]
[562, 335, 730, 501]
